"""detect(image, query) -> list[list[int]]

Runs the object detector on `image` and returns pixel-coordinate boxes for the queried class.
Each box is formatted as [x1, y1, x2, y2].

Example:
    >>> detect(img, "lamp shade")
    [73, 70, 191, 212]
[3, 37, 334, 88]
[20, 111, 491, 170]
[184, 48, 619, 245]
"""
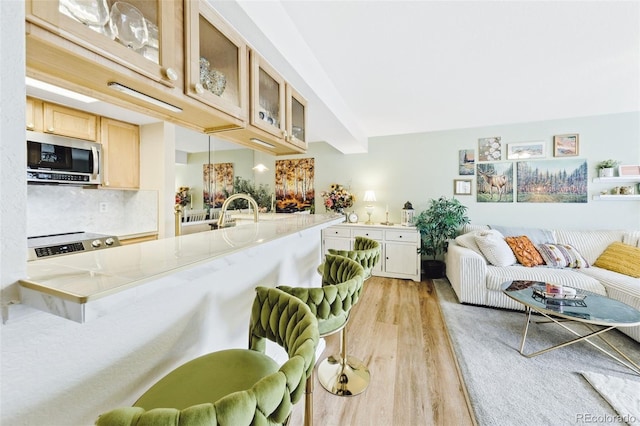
[363, 190, 376, 202]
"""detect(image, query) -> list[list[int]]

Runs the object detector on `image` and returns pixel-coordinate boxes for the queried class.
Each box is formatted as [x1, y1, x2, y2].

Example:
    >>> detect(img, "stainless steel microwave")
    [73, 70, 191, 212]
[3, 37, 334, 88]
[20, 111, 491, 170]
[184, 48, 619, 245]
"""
[27, 131, 101, 185]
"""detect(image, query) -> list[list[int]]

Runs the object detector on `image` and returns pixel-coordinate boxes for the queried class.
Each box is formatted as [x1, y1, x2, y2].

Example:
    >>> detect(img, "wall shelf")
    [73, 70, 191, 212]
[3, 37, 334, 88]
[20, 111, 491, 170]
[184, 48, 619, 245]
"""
[592, 176, 640, 183]
[592, 194, 640, 201]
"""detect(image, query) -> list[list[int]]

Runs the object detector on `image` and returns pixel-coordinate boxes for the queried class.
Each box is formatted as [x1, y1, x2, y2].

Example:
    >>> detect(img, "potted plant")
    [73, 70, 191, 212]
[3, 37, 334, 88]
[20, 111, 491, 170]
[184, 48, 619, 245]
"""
[414, 196, 470, 278]
[597, 159, 619, 177]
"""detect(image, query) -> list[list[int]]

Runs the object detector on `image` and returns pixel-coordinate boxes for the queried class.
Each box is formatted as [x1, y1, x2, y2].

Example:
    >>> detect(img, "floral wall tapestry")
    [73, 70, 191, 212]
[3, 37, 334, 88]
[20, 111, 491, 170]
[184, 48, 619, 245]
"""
[275, 158, 315, 213]
[203, 162, 233, 208]
[516, 159, 588, 203]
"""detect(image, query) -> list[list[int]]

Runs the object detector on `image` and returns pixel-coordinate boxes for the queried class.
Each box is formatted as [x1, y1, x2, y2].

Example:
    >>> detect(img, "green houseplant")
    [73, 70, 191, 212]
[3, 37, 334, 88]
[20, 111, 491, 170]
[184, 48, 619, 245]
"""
[414, 196, 470, 278]
[596, 159, 619, 178]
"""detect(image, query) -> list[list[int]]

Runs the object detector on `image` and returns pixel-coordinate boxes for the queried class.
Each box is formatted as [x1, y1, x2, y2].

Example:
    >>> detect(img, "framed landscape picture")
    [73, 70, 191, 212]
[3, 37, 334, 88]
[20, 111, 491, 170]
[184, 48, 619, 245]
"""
[458, 149, 475, 175]
[506, 141, 546, 159]
[553, 134, 579, 157]
[516, 159, 588, 203]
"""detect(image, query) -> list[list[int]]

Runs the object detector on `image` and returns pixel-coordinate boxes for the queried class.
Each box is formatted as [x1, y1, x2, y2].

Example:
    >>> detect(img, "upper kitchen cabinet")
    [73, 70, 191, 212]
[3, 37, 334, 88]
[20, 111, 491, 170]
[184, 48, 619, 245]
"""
[26, 0, 179, 87]
[184, 0, 248, 122]
[250, 50, 286, 140]
[27, 96, 98, 141]
[26, 0, 245, 133]
[286, 84, 307, 150]
[217, 50, 308, 155]
[100, 117, 140, 189]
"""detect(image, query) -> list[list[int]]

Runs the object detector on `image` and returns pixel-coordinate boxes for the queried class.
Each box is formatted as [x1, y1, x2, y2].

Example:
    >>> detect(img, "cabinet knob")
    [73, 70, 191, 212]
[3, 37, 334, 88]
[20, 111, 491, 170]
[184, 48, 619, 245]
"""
[399, 235, 403, 238]
[164, 67, 178, 81]
[194, 83, 205, 94]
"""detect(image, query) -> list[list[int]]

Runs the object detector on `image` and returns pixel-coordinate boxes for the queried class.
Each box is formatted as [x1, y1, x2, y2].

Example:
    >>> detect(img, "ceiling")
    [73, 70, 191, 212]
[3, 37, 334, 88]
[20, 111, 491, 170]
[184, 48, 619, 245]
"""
[28, 1, 640, 154]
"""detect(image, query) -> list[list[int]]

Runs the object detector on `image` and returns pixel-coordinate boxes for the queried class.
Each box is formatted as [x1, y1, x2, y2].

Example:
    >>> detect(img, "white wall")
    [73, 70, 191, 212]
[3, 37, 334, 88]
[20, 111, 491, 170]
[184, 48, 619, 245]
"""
[0, 0, 27, 310]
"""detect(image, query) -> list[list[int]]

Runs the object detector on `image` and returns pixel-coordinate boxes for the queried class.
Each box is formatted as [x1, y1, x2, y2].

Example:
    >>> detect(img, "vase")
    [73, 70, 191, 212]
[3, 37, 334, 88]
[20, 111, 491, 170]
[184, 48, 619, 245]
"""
[599, 168, 614, 178]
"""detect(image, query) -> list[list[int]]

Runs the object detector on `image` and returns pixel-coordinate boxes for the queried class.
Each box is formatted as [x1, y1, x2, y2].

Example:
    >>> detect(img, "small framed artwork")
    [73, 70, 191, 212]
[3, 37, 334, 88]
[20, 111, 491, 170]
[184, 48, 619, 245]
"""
[619, 165, 640, 177]
[553, 134, 579, 157]
[506, 141, 546, 159]
[454, 179, 472, 195]
[478, 137, 502, 161]
[458, 149, 475, 175]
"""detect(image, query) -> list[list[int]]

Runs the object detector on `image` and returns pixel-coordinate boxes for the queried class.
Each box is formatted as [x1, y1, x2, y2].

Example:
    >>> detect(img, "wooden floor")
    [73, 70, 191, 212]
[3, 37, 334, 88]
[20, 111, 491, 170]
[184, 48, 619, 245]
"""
[290, 276, 477, 426]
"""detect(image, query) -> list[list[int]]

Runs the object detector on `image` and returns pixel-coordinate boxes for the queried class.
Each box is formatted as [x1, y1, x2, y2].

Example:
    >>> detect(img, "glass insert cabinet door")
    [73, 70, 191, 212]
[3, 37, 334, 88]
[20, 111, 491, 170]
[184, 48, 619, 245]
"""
[286, 84, 307, 149]
[27, 0, 180, 86]
[184, 0, 247, 121]
[250, 50, 286, 139]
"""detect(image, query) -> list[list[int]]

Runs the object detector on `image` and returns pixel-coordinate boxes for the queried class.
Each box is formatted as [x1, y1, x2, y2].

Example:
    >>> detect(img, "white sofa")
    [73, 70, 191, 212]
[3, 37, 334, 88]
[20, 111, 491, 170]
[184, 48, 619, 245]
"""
[445, 224, 640, 343]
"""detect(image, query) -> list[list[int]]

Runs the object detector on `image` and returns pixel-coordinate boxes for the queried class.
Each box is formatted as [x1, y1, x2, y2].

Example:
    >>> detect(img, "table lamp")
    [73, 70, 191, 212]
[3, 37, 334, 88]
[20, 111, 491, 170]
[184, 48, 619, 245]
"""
[363, 190, 376, 224]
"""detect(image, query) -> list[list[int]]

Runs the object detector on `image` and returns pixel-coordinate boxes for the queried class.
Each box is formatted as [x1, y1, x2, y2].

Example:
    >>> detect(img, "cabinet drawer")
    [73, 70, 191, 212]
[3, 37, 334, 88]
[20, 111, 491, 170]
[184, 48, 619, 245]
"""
[324, 227, 351, 238]
[353, 229, 383, 240]
[385, 230, 418, 243]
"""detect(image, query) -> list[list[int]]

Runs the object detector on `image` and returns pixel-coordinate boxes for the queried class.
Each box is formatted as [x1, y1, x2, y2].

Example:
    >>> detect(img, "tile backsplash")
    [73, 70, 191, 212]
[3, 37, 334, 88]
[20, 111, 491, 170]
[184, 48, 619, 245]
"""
[27, 185, 158, 238]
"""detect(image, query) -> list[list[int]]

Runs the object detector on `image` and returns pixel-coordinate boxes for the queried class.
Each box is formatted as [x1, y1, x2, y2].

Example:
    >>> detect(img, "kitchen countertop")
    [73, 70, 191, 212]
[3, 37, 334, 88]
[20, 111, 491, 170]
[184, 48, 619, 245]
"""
[20, 213, 344, 305]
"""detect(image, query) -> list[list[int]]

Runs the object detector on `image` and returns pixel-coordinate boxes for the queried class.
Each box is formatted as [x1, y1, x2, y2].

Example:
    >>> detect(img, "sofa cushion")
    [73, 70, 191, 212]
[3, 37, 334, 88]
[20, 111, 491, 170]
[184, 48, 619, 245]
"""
[474, 230, 517, 267]
[554, 230, 626, 265]
[593, 242, 640, 278]
[454, 231, 486, 259]
[485, 265, 605, 295]
[489, 225, 555, 245]
[623, 231, 640, 248]
[536, 243, 589, 269]
[504, 236, 545, 267]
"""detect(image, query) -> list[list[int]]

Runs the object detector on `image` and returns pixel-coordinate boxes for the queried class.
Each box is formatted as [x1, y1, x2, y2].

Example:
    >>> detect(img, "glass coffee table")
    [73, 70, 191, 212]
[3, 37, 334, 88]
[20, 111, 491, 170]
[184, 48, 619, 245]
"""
[502, 280, 640, 375]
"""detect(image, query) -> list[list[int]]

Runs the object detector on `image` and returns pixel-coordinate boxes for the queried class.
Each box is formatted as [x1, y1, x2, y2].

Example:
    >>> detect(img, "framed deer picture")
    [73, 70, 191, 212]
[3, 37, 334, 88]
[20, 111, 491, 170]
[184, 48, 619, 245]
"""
[476, 162, 514, 203]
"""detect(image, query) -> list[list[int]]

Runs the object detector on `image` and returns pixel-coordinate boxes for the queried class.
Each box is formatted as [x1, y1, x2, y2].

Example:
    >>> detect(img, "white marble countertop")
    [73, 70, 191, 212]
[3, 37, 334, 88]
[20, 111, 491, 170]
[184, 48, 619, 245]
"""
[20, 213, 344, 304]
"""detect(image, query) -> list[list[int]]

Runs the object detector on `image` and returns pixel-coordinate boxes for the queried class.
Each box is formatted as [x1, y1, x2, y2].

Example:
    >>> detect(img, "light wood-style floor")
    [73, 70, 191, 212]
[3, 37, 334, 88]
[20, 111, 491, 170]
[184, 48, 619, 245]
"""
[290, 276, 477, 426]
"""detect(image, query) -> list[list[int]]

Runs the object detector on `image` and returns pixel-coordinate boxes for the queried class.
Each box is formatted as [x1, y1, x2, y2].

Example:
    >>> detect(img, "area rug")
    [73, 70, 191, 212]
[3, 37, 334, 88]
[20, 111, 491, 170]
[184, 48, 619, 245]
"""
[433, 279, 640, 426]
[581, 371, 640, 424]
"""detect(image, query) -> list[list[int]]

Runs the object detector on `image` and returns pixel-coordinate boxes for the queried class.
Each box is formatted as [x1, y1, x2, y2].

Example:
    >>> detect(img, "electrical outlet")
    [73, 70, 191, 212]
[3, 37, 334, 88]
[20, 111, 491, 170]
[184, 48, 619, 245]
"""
[99, 202, 108, 213]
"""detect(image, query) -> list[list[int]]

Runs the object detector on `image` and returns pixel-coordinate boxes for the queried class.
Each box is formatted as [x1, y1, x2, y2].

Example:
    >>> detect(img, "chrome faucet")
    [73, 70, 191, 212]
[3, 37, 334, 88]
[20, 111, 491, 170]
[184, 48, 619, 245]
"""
[218, 193, 259, 228]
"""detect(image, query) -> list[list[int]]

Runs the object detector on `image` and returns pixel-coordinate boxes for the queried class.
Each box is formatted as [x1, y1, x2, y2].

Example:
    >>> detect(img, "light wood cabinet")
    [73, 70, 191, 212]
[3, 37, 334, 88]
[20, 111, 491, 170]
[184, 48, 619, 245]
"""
[250, 51, 286, 139]
[26, 0, 180, 87]
[27, 97, 97, 141]
[184, 0, 248, 122]
[43, 102, 98, 141]
[26, 97, 43, 132]
[100, 118, 140, 189]
[322, 224, 421, 281]
[218, 50, 308, 155]
[286, 85, 308, 150]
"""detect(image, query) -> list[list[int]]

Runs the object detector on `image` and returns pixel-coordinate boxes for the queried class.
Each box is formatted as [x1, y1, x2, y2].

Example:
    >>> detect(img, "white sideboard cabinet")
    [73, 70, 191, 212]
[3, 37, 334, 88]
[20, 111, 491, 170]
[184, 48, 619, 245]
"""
[321, 223, 421, 282]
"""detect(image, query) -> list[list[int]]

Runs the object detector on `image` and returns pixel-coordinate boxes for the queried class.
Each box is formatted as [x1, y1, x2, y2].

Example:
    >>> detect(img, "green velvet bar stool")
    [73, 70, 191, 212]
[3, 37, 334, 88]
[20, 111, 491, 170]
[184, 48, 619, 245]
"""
[95, 287, 319, 426]
[317, 236, 381, 280]
[280, 254, 368, 399]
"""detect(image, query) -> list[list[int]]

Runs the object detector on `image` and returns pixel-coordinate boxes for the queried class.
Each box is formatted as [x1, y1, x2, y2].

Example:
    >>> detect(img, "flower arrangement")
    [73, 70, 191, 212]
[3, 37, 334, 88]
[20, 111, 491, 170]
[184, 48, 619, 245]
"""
[175, 186, 191, 207]
[321, 183, 354, 212]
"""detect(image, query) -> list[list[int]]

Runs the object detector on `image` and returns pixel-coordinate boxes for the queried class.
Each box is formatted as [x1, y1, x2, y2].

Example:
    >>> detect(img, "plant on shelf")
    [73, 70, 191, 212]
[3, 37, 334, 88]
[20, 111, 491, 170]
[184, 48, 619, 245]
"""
[414, 196, 469, 278]
[596, 159, 619, 169]
[596, 159, 619, 178]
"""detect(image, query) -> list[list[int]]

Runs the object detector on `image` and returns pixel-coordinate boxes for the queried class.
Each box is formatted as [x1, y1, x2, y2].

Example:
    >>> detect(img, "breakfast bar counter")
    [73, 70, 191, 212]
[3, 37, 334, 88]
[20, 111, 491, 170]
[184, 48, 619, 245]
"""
[4, 213, 340, 426]
[19, 213, 344, 322]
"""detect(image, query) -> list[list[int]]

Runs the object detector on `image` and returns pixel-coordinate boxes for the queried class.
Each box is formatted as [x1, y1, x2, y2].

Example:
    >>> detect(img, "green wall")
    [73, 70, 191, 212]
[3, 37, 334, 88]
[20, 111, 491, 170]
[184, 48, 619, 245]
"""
[178, 112, 640, 230]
